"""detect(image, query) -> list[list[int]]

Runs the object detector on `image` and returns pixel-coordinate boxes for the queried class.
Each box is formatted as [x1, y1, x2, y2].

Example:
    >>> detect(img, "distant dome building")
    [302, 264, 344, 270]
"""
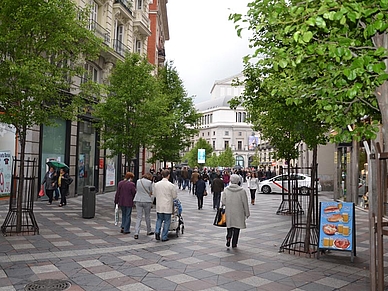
[193, 73, 275, 169]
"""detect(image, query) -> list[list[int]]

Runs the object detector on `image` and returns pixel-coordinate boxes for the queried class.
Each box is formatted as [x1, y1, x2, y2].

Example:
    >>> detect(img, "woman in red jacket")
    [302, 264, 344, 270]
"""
[222, 171, 230, 188]
[114, 172, 136, 234]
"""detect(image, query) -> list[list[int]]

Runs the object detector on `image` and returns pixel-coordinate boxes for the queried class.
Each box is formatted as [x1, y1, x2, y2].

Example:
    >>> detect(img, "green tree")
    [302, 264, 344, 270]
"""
[149, 61, 201, 167]
[94, 53, 166, 164]
[207, 153, 219, 168]
[231, 0, 388, 145]
[186, 138, 213, 168]
[218, 147, 234, 168]
[0, 0, 103, 232]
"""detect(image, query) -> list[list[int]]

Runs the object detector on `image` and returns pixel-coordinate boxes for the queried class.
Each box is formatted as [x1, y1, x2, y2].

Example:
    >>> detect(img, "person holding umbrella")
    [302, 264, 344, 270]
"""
[41, 166, 58, 205]
[58, 168, 73, 207]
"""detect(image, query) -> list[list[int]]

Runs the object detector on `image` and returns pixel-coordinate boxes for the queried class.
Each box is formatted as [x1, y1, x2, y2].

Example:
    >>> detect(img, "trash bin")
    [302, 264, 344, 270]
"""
[82, 186, 96, 219]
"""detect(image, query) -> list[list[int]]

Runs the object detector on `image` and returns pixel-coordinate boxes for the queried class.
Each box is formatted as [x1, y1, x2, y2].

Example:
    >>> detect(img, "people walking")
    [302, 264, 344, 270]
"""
[211, 175, 224, 210]
[133, 173, 154, 239]
[195, 175, 207, 210]
[190, 169, 199, 195]
[114, 172, 136, 234]
[154, 170, 177, 242]
[58, 168, 72, 207]
[221, 174, 250, 248]
[247, 172, 259, 205]
[42, 166, 58, 205]
[181, 166, 189, 190]
[222, 171, 230, 188]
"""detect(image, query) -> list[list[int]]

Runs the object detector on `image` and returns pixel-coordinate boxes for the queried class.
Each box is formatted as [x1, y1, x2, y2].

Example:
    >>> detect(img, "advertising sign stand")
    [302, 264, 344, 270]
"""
[317, 201, 356, 262]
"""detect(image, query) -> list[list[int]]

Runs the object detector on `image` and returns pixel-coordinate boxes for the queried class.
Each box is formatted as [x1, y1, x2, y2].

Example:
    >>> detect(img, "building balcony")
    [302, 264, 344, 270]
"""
[114, 0, 133, 16]
[113, 39, 130, 57]
[134, 10, 151, 36]
[89, 20, 110, 45]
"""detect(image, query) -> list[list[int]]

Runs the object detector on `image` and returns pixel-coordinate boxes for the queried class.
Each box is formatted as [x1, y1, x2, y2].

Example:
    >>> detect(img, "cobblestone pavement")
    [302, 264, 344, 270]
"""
[0, 183, 380, 291]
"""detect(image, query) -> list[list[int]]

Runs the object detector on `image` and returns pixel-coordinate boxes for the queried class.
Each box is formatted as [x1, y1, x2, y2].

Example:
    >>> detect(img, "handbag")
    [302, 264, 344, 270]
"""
[39, 187, 45, 197]
[213, 207, 226, 227]
[203, 190, 207, 196]
[114, 204, 119, 226]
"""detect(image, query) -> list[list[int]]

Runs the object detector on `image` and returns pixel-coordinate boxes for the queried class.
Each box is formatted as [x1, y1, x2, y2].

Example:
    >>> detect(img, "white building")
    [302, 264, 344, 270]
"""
[194, 73, 276, 169]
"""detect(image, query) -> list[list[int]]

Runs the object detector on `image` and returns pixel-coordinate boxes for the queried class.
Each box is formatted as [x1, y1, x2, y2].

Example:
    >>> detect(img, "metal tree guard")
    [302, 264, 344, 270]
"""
[279, 164, 319, 256]
[1, 157, 39, 235]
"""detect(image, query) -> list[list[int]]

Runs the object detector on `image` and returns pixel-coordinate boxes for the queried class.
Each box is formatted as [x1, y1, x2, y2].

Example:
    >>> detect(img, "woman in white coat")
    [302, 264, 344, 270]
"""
[247, 171, 259, 205]
[221, 174, 250, 248]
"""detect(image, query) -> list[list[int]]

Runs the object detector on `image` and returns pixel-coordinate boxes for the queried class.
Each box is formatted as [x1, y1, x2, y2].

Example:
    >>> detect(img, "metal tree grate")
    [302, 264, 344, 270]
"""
[1, 157, 39, 235]
[25, 279, 72, 291]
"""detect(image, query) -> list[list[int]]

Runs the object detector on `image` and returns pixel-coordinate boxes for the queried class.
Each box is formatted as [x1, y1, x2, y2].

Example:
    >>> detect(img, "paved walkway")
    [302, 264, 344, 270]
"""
[0, 184, 381, 291]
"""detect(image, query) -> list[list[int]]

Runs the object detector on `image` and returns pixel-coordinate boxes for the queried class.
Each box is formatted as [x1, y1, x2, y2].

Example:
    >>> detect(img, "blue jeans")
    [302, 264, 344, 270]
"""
[183, 179, 189, 190]
[155, 213, 171, 240]
[121, 206, 132, 233]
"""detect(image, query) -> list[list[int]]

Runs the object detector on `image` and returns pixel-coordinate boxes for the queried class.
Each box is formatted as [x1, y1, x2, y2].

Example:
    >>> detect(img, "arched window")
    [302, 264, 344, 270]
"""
[235, 155, 244, 167]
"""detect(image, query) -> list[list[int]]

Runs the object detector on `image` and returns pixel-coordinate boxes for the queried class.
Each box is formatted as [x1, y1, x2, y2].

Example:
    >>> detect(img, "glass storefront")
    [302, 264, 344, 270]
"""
[41, 119, 66, 183]
[77, 120, 96, 194]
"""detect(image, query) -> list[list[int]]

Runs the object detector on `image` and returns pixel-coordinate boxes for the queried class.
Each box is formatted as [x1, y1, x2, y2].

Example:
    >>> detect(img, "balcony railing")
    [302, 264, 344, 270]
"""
[114, 0, 133, 15]
[113, 39, 130, 57]
[89, 20, 110, 45]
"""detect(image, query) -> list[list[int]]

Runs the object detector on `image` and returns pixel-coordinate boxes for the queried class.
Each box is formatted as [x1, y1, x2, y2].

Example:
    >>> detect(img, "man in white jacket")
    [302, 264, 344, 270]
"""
[154, 169, 177, 241]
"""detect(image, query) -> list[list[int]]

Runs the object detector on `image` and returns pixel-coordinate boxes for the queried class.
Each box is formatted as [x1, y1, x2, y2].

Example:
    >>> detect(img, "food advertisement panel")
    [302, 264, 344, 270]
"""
[318, 201, 355, 255]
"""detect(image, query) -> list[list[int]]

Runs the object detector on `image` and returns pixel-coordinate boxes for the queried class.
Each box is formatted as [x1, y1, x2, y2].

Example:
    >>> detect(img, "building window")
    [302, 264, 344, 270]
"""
[238, 132, 242, 136]
[83, 63, 99, 83]
[202, 132, 204, 137]
[137, 0, 143, 10]
[225, 131, 229, 136]
[213, 131, 215, 136]
[212, 141, 215, 149]
[238, 141, 242, 150]
[135, 39, 142, 54]
[224, 140, 229, 149]
[210, 114, 213, 123]
[207, 132, 210, 136]
[243, 112, 247, 122]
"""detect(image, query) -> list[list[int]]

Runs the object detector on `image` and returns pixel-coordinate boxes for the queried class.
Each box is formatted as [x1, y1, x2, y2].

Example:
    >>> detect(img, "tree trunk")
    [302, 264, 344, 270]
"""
[304, 146, 317, 252]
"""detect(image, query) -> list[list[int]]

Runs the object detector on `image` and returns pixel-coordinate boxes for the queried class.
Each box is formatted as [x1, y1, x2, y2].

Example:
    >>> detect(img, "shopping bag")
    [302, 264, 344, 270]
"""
[213, 207, 226, 227]
[38, 188, 45, 197]
[114, 204, 119, 226]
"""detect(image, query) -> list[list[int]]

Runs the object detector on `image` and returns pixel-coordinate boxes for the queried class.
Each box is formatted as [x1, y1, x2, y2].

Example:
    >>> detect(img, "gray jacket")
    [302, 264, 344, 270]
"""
[221, 184, 250, 229]
[134, 178, 153, 203]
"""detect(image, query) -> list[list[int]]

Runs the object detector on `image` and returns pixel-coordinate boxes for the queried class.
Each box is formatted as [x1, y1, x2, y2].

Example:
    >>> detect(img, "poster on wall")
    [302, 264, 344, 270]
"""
[248, 136, 259, 150]
[106, 159, 116, 187]
[79, 154, 85, 178]
[198, 149, 206, 164]
[317, 201, 356, 262]
[0, 151, 12, 197]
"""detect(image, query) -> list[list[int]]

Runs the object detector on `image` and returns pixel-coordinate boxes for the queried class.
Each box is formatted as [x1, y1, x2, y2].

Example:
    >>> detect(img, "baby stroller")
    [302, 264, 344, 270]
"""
[169, 199, 184, 237]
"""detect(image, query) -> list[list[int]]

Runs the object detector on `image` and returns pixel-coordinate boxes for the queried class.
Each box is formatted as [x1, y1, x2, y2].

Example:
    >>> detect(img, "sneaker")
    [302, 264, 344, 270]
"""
[134, 235, 139, 239]
[47, 202, 52, 205]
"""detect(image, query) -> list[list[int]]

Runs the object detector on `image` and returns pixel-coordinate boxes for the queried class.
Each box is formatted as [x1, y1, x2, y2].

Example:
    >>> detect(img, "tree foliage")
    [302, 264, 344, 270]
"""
[0, 0, 103, 142]
[94, 53, 167, 160]
[218, 147, 235, 168]
[185, 138, 213, 168]
[149, 61, 201, 165]
[230, 0, 388, 145]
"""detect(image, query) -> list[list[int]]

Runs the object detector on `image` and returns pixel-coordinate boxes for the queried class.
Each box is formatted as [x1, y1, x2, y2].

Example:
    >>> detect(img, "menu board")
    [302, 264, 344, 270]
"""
[318, 201, 356, 260]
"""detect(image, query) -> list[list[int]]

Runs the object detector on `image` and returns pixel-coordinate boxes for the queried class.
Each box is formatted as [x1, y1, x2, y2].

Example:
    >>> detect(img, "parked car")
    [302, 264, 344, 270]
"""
[258, 173, 322, 194]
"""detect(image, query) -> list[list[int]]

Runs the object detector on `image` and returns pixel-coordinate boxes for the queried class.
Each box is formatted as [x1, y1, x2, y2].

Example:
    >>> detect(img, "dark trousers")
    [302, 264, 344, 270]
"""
[60, 188, 68, 205]
[46, 189, 54, 203]
[54, 188, 60, 200]
[197, 195, 203, 209]
[250, 189, 256, 201]
[226, 227, 240, 247]
[213, 192, 221, 209]
[192, 183, 197, 195]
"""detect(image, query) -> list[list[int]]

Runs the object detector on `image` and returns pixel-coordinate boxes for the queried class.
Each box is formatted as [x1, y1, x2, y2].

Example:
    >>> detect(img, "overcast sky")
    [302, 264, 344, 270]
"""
[164, 0, 252, 104]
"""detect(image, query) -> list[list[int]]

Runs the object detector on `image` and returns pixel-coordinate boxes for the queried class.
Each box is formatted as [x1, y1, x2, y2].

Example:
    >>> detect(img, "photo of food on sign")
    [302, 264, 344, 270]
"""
[319, 201, 353, 250]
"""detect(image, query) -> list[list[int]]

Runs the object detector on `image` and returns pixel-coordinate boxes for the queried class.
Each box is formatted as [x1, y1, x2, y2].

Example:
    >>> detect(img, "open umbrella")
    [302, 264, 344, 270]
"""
[46, 161, 69, 170]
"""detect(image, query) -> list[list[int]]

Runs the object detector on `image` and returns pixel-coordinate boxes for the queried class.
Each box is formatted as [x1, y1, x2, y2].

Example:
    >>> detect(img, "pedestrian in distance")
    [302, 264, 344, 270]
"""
[191, 169, 199, 195]
[195, 175, 206, 210]
[247, 171, 259, 205]
[41, 166, 58, 205]
[211, 175, 224, 210]
[114, 172, 136, 234]
[133, 173, 154, 239]
[181, 166, 189, 190]
[221, 174, 250, 248]
[222, 171, 230, 188]
[154, 169, 177, 242]
[58, 168, 73, 207]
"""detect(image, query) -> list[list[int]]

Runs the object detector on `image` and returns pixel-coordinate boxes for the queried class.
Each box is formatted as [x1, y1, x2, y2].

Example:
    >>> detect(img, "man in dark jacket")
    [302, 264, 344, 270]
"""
[195, 175, 206, 210]
[211, 175, 224, 210]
